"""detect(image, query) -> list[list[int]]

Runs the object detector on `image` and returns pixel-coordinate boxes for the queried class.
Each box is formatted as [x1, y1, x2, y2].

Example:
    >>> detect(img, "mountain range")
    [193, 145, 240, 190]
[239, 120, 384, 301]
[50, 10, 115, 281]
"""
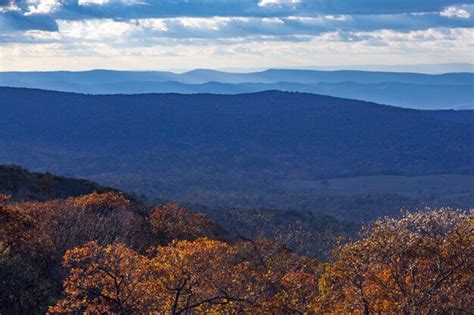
[1, 87, 473, 217]
[1, 69, 473, 109]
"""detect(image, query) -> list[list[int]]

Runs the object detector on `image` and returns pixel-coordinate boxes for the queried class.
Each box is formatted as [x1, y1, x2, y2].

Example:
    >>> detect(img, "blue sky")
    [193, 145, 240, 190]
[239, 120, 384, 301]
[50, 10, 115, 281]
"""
[0, 0, 473, 70]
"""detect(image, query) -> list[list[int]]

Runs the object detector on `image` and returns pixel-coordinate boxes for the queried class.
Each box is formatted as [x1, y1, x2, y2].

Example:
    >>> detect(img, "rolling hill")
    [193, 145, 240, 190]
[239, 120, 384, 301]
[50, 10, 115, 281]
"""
[0, 87, 472, 219]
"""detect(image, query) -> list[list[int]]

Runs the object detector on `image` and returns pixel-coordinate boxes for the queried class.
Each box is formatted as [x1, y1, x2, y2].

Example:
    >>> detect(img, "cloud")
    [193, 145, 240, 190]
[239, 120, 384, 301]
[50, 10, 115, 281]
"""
[0, 0, 473, 70]
[441, 5, 472, 18]
[3, 26, 472, 71]
[2, 10, 472, 44]
[57, 19, 135, 40]
[258, 0, 301, 7]
[79, 0, 111, 5]
[2, 0, 474, 18]
[25, 0, 61, 15]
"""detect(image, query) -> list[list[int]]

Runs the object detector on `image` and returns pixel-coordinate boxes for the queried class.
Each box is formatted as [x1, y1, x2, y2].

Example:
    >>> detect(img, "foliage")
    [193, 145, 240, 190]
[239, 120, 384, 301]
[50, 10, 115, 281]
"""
[0, 192, 148, 314]
[0, 181, 472, 314]
[50, 238, 322, 314]
[149, 203, 227, 244]
[318, 209, 474, 314]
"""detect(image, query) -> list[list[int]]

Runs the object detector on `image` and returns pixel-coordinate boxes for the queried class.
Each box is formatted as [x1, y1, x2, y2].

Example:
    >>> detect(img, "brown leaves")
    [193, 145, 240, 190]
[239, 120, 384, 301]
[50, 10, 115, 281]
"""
[50, 241, 153, 313]
[318, 209, 474, 314]
[0, 192, 149, 313]
[51, 238, 322, 314]
[149, 203, 226, 244]
[3, 192, 472, 315]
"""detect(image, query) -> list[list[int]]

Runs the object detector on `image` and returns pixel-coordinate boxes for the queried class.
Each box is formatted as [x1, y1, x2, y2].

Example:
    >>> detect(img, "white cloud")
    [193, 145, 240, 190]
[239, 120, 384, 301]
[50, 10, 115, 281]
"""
[353, 28, 473, 43]
[440, 6, 471, 19]
[78, 0, 146, 5]
[1, 1, 472, 71]
[134, 19, 168, 32]
[258, 0, 300, 8]
[57, 19, 136, 41]
[25, 0, 61, 15]
[0, 1, 20, 13]
[23, 30, 62, 41]
[178, 17, 236, 31]
[78, 0, 110, 5]
[287, 15, 351, 24]
[2, 27, 472, 71]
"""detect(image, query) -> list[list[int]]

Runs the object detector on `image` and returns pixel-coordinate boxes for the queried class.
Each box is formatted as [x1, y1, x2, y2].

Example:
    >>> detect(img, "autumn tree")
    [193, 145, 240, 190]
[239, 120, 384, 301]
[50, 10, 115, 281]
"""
[0, 192, 148, 313]
[51, 239, 246, 313]
[318, 209, 474, 314]
[231, 238, 321, 313]
[149, 203, 226, 244]
[50, 241, 153, 313]
[51, 238, 322, 314]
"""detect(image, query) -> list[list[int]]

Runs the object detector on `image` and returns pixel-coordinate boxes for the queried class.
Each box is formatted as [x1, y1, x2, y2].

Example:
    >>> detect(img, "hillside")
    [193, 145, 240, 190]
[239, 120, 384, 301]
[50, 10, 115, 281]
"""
[0, 165, 356, 257]
[0, 165, 118, 201]
[0, 88, 473, 219]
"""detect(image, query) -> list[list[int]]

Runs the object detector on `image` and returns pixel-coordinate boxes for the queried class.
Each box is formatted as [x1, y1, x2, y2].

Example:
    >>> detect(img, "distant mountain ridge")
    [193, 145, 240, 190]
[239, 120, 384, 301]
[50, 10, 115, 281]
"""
[6, 80, 469, 109]
[2, 68, 471, 84]
[1, 69, 473, 109]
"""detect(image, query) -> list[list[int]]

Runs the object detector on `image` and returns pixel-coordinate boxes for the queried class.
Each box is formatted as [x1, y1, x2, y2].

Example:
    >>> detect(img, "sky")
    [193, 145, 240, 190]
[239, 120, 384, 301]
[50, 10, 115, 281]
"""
[0, 0, 473, 71]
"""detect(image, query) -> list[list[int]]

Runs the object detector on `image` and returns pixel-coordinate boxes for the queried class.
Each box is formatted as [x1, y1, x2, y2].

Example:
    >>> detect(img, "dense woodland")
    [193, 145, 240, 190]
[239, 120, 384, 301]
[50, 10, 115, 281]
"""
[0, 167, 472, 313]
[1, 88, 473, 214]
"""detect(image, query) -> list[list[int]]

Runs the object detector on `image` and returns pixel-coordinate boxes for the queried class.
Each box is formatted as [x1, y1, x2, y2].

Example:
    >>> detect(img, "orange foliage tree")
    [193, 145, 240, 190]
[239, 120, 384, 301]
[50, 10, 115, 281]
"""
[148, 203, 226, 244]
[0, 192, 148, 313]
[3, 189, 472, 315]
[50, 238, 321, 314]
[318, 209, 473, 314]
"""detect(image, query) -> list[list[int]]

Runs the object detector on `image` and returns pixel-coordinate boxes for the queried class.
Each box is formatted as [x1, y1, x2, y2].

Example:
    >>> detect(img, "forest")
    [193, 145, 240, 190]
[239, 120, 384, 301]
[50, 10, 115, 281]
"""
[1, 88, 473, 215]
[0, 166, 472, 314]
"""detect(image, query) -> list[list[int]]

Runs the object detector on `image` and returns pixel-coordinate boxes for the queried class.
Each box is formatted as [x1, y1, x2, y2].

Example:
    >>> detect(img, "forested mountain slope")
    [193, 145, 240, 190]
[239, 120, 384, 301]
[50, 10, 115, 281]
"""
[0, 88, 472, 216]
[0, 165, 118, 201]
[0, 165, 356, 257]
[1, 88, 472, 174]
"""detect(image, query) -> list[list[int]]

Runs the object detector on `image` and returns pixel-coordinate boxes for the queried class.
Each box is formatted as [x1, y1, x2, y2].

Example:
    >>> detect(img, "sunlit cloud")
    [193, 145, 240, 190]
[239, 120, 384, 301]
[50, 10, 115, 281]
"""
[0, 0, 473, 70]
